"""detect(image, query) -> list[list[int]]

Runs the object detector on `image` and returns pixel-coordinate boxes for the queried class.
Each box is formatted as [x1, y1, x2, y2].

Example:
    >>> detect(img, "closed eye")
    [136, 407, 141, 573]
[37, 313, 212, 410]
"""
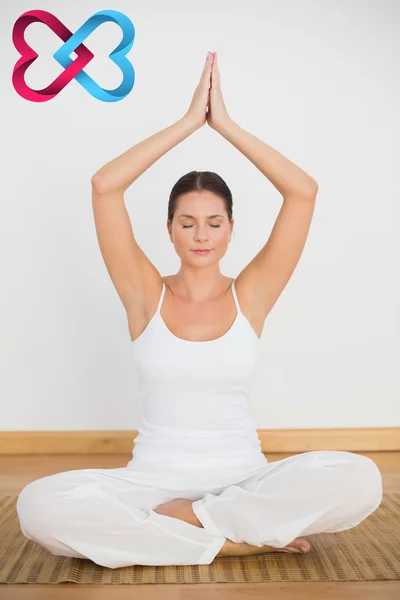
[182, 225, 221, 228]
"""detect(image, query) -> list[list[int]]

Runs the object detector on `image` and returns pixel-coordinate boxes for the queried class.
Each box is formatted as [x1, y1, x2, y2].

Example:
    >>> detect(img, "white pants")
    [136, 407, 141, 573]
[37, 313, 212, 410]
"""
[16, 450, 383, 569]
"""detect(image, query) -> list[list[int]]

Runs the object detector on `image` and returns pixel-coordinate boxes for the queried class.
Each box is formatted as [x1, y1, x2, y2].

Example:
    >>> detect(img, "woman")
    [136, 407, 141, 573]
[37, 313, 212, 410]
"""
[16, 52, 382, 568]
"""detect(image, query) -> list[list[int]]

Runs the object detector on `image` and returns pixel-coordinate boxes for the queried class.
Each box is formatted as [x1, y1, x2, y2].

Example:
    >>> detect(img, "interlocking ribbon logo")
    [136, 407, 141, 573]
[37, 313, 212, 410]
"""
[12, 9, 135, 102]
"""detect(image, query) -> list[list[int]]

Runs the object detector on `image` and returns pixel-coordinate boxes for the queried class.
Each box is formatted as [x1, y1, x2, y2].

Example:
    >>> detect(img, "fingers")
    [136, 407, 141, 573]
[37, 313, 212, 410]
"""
[203, 52, 213, 75]
[210, 52, 220, 87]
[200, 51, 221, 90]
[199, 52, 212, 88]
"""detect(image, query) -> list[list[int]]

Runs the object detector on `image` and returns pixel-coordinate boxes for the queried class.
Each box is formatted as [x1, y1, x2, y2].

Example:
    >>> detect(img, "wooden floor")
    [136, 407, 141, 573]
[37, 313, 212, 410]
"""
[1, 451, 399, 599]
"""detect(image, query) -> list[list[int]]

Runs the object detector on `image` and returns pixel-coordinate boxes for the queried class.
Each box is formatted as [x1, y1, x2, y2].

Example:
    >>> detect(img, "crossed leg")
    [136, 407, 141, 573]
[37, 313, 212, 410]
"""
[154, 450, 383, 558]
[154, 498, 311, 555]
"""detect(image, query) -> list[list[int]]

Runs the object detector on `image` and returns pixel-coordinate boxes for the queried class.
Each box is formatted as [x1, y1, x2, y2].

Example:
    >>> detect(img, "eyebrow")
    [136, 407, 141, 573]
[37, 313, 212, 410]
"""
[177, 214, 225, 219]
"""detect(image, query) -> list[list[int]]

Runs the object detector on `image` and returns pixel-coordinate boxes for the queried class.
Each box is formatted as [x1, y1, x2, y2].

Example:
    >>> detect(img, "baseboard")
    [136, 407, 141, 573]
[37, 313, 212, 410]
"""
[0, 428, 399, 454]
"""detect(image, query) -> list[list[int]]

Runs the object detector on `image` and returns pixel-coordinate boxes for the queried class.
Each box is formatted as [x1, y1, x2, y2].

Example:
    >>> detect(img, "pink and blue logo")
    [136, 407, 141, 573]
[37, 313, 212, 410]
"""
[12, 9, 135, 102]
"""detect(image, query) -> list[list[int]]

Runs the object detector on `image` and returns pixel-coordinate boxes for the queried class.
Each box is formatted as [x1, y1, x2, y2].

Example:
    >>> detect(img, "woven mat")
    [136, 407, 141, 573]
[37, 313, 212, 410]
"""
[1, 493, 399, 584]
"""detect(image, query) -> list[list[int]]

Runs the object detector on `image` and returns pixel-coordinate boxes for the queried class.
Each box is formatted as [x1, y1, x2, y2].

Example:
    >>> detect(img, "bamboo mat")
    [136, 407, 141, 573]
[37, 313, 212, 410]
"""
[1, 493, 399, 584]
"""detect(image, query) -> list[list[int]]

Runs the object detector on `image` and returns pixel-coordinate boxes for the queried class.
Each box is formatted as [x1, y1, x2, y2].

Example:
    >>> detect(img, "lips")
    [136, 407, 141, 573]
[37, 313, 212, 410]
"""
[192, 249, 212, 254]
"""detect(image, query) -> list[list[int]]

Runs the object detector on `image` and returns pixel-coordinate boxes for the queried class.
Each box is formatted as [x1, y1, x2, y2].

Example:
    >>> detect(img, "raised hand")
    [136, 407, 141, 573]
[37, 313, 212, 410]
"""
[206, 52, 231, 132]
[184, 52, 213, 130]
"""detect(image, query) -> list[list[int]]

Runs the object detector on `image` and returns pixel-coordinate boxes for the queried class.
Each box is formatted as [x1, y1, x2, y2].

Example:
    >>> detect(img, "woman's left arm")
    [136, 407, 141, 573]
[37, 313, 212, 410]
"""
[215, 117, 318, 200]
[207, 52, 319, 320]
[220, 115, 319, 318]
[206, 53, 318, 199]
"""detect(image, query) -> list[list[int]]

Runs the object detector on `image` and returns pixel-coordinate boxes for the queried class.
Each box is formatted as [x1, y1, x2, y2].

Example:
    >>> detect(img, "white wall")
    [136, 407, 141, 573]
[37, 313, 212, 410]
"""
[1, 0, 399, 432]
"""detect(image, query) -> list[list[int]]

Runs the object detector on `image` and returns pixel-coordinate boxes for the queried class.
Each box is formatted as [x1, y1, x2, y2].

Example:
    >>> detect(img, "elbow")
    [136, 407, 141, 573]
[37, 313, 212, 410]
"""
[91, 173, 102, 188]
[297, 181, 318, 201]
[309, 180, 319, 198]
[91, 173, 126, 195]
[285, 181, 319, 202]
[91, 173, 109, 194]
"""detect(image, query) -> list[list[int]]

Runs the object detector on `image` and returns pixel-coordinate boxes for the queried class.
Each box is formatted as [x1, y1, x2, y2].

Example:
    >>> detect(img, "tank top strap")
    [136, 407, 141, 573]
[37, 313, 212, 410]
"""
[156, 281, 166, 314]
[231, 279, 241, 314]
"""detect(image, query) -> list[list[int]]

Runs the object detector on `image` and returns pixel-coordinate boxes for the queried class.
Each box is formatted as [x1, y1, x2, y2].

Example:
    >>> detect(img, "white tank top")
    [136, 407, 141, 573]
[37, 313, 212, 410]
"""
[127, 279, 268, 483]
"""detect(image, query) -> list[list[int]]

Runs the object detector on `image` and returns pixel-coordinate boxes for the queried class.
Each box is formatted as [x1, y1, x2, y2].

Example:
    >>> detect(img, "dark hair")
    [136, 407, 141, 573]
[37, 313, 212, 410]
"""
[168, 171, 233, 224]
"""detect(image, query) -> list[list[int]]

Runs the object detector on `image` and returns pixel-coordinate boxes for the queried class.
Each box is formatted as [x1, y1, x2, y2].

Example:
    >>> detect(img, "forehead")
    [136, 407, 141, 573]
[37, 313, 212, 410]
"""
[176, 191, 225, 216]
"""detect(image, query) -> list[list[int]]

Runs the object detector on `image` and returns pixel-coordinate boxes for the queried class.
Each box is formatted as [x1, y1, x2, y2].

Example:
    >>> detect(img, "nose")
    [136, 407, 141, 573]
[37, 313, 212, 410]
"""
[194, 229, 209, 242]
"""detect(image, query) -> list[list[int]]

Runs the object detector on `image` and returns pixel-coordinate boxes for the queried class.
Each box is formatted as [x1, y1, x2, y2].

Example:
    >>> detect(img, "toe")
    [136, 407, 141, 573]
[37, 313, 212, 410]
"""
[288, 537, 311, 553]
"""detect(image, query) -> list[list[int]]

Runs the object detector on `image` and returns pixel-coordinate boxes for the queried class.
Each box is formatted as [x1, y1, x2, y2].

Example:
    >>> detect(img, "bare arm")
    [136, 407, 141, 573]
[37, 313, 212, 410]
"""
[91, 116, 199, 194]
[91, 116, 199, 312]
[216, 118, 318, 319]
[216, 118, 318, 199]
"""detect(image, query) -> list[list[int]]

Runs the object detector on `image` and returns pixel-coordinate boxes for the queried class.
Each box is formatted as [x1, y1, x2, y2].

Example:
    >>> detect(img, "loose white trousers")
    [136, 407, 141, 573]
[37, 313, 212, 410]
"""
[16, 450, 383, 568]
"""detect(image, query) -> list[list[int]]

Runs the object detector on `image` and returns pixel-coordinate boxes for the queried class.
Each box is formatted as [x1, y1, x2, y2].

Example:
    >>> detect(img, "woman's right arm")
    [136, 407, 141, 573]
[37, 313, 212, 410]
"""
[91, 116, 199, 313]
[91, 116, 199, 194]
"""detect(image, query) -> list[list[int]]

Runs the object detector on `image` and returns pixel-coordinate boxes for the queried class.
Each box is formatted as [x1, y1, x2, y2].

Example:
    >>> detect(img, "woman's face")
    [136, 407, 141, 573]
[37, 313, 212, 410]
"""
[168, 191, 234, 264]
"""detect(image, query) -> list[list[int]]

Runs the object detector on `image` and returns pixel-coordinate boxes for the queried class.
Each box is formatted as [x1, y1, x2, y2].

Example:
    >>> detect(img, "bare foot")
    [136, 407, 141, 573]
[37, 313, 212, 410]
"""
[216, 536, 311, 557]
[154, 498, 203, 527]
[284, 536, 311, 554]
[154, 498, 311, 556]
